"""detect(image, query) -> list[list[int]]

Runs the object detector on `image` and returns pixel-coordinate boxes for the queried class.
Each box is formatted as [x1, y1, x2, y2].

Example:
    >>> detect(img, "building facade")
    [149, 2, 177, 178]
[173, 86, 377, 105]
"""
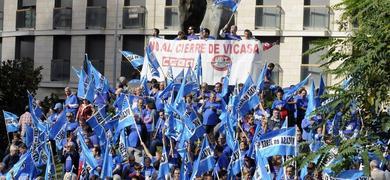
[0, 0, 351, 99]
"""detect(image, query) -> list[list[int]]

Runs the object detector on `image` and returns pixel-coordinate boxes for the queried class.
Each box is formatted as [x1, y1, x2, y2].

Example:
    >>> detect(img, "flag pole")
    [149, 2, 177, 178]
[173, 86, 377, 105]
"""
[48, 141, 58, 180]
[294, 125, 298, 179]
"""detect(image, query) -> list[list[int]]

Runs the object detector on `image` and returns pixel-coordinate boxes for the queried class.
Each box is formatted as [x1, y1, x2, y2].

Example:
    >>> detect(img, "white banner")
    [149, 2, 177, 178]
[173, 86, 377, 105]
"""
[141, 38, 266, 85]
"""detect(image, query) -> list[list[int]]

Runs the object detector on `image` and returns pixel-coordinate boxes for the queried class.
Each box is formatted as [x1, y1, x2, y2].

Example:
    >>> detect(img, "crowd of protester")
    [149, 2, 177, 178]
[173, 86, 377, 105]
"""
[1, 26, 390, 180]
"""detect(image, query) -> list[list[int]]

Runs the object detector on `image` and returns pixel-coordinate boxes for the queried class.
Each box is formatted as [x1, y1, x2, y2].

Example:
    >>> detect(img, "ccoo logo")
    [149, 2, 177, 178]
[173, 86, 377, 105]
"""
[211, 55, 232, 71]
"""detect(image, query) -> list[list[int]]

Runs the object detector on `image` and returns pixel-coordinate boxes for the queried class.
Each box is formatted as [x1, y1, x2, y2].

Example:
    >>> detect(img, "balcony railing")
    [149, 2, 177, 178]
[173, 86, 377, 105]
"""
[0, 11, 3, 30]
[86, 6, 106, 29]
[51, 59, 70, 81]
[123, 6, 145, 29]
[164, 6, 180, 29]
[53, 7, 72, 29]
[255, 5, 283, 30]
[303, 5, 332, 30]
[16, 7, 36, 29]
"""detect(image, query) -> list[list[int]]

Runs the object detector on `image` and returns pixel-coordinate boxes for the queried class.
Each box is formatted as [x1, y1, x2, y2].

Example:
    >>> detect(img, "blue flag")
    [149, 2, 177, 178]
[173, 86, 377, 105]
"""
[86, 105, 109, 129]
[6, 151, 35, 180]
[191, 136, 216, 179]
[25, 125, 33, 147]
[256, 63, 268, 91]
[118, 130, 129, 160]
[54, 125, 66, 150]
[214, 0, 240, 12]
[44, 142, 56, 180]
[180, 151, 191, 180]
[167, 65, 174, 84]
[3, 111, 19, 133]
[305, 80, 316, 120]
[140, 75, 150, 96]
[194, 53, 202, 84]
[318, 74, 325, 97]
[254, 147, 272, 180]
[255, 127, 296, 157]
[100, 141, 113, 179]
[228, 142, 243, 176]
[27, 93, 46, 132]
[283, 74, 311, 100]
[146, 45, 161, 77]
[173, 68, 189, 114]
[77, 130, 98, 170]
[220, 64, 231, 97]
[237, 76, 260, 116]
[77, 67, 96, 103]
[113, 93, 125, 113]
[49, 110, 66, 140]
[174, 69, 185, 84]
[121, 50, 144, 68]
[157, 145, 170, 180]
[116, 95, 136, 134]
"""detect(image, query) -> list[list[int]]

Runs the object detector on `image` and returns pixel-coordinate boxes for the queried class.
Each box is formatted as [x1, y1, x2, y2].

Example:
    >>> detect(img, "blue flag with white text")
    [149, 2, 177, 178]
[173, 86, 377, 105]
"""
[255, 127, 296, 157]
[3, 111, 19, 133]
[121, 50, 144, 68]
[214, 0, 240, 12]
[191, 136, 216, 179]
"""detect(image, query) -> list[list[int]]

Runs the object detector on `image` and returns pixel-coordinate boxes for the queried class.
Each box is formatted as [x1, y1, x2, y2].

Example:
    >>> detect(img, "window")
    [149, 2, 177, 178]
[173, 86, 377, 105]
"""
[123, 0, 146, 29]
[165, 0, 179, 29]
[87, 0, 106, 7]
[55, 0, 72, 8]
[51, 36, 71, 81]
[255, 0, 282, 29]
[18, 0, 36, 9]
[15, 36, 35, 61]
[16, 0, 36, 29]
[301, 37, 327, 86]
[124, 0, 145, 6]
[53, 0, 72, 29]
[86, 35, 105, 74]
[86, 0, 106, 29]
[303, 0, 331, 30]
[121, 35, 145, 80]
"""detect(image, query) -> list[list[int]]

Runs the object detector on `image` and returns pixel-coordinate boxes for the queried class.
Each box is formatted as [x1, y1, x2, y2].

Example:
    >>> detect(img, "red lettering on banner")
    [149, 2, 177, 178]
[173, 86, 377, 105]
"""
[161, 57, 194, 68]
[176, 44, 183, 53]
[240, 45, 246, 53]
[233, 44, 240, 54]
[214, 44, 220, 53]
[223, 44, 232, 54]
[149, 41, 159, 51]
[209, 44, 214, 53]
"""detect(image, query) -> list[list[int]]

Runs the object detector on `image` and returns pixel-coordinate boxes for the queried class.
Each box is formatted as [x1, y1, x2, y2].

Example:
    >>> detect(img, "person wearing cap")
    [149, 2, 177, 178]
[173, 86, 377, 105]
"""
[187, 26, 199, 40]
[219, 25, 241, 40]
[64, 87, 79, 115]
[48, 103, 63, 124]
[200, 28, 216, 40]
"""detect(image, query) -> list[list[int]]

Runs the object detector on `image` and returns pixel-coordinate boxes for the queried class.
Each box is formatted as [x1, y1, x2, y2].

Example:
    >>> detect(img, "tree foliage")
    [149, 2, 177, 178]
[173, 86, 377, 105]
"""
[298, 0, 390, 175]
[0, 58, 42, 156]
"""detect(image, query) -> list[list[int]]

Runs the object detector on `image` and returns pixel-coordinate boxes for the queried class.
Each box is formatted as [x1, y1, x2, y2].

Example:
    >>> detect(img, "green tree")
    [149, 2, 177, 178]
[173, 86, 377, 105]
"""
[0, 58, 42, 156]
[296, 0, 390, 176]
